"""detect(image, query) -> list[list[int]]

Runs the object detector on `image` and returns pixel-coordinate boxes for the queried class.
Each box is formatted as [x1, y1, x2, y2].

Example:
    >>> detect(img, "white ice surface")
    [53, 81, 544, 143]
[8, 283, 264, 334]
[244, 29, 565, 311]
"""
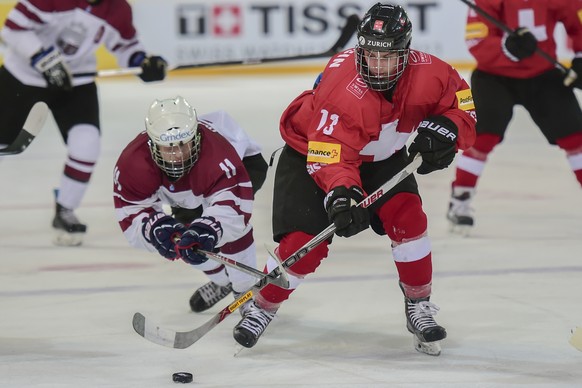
[0, 73, 581, 388]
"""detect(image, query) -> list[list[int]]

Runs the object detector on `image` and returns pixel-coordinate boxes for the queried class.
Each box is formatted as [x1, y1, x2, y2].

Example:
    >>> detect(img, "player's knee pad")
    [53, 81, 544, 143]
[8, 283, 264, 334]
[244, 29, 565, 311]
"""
[277, 231, 329, 277]
[376, 192, 427, 243]
[67, 124, 101, 163]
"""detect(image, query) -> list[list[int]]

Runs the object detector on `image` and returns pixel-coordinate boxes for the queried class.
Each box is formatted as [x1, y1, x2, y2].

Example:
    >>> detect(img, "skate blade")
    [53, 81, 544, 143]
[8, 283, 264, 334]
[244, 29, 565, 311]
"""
[413, 336, 441, 356]
[569, 327, 582, 351]
[448, 222, 472, 237]
[233, 343, 245, 357]
[53, 230, 84, 247]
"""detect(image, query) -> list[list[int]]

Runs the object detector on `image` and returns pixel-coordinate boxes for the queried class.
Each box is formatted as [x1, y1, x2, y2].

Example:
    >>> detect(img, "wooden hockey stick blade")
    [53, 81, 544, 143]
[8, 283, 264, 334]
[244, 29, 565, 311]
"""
[132, 290, 254, 349]
[569, 327, 582, 351]
[0, 102, 49, 156]
[131, 154, 421, 349]
[73, 14, 360, 78]
[198, 249, 290, 289]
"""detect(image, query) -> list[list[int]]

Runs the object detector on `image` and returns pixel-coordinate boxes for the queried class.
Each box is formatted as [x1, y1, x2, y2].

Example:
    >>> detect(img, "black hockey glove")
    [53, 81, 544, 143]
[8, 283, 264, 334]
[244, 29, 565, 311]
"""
[129, 52, 168, 82]
[502, 27, 537, 61]
[30, 46, 72, 91]
[568, 57, 582, 89]
[409, 115, 458, 175]
[325, 186, 370, 238]
[175, 216, 222, 265]
[142, 212, 186, 260]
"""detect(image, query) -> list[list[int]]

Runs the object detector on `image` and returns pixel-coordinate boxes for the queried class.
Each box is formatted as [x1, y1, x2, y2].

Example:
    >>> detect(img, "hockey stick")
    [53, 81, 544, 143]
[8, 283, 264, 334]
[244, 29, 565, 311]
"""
[73, 14, 360, 78]
[458, 0, 577, 86]
[197, 249, 290, 289]
[0, 102, 49, 156]
[132, 153, 422, 349]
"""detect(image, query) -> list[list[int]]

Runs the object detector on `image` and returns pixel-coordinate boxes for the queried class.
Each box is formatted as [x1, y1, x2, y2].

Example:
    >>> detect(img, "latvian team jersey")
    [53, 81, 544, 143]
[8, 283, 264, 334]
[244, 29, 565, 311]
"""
[113, 112, 256, 253]
[1, 0, 146, 87]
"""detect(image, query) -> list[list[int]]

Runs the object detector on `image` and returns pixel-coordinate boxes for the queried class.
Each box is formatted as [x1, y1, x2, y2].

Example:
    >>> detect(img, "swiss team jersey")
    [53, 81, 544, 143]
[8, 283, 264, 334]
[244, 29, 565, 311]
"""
[466, 0, 582, 78]
[279, 49, 476, 193]
[1, 0, 146, 87]
[113, 112, 257, 253]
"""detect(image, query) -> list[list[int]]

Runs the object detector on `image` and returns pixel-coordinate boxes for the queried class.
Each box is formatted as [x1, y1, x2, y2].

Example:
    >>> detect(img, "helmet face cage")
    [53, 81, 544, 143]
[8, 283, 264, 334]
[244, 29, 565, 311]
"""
[147, 132, 201, 180]
[145, 96, 201, 180]
[355, 3, 412, 91]
[355, 47, 409, 91]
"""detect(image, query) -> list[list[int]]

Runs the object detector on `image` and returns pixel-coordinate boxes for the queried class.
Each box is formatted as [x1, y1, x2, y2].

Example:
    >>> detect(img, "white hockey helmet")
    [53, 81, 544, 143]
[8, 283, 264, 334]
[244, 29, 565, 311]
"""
[145, 96, 201, 179]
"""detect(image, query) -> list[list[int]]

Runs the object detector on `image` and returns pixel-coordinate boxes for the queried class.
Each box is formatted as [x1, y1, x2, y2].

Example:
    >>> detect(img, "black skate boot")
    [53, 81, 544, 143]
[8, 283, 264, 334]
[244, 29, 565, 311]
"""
[404, 295, 447, 356]
[52, 203, 87, 246]
[447, 186, 475, 236]
[189, 282, 232, 312]
[233, 301, 276, 348]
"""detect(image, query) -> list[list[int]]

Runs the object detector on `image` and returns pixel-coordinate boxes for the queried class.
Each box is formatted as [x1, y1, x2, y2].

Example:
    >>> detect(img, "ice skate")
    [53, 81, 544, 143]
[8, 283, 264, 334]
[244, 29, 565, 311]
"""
[189, 281, 232, 312]
[233, 301, 276, 348]
[52, 203, 86, 246]
[404, 295, 447, 356]
[447, 186, 475, 236]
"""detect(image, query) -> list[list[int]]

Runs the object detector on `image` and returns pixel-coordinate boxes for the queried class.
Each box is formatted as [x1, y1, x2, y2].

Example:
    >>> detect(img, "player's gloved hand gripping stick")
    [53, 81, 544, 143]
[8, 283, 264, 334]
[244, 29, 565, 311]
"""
[132, 140, 422, 349]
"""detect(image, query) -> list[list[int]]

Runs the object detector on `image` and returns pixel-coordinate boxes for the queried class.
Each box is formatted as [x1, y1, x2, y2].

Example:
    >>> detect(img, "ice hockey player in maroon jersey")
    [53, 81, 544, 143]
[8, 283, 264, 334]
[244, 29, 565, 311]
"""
[113, 96, 269, 316]
[448, 0, 582, 235]
[232, 3, 476, 356]
[0, 0, 167, 246]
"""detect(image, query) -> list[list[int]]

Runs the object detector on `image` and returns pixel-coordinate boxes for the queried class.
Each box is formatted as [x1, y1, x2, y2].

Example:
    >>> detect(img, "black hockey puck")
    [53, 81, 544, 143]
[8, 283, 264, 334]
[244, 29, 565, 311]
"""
[172, 372, 193, 383]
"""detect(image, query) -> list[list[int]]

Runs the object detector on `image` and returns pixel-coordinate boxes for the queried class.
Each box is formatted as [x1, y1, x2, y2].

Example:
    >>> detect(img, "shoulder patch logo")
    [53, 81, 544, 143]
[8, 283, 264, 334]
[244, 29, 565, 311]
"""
[456, 89, 475, 111]
[465, 22, 488, 39]
[408, 50, 432, 65]
[307, 141, 341, 164]
[346, 75, 369, 99]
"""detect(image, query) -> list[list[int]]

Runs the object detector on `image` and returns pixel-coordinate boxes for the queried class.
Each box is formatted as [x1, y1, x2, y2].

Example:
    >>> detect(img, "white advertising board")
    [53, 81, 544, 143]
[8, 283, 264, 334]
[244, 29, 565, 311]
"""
[129, 0, 572, 68]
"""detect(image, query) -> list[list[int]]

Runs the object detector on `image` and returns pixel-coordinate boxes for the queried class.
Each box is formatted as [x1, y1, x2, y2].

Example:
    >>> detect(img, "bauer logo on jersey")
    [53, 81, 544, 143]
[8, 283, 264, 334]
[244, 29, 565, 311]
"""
[456, 89, 475, 111]
[307, 141, 341, 164]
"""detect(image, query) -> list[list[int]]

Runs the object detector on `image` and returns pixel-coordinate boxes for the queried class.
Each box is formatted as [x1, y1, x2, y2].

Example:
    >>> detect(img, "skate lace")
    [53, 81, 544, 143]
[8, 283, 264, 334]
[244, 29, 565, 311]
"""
[198, 282, 232, 305]
[234, 293, 253, 317]
[449, 195, 473, 217]
[408, 300, 440, 331]
[238, 303, 275, 336]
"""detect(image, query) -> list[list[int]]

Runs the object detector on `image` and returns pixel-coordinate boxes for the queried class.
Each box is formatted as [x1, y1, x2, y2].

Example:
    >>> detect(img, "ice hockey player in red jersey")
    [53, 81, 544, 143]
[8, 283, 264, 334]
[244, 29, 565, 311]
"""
[448, 0, 582, 235]
[113, 96, 269, 316]
[232, 3, 476, 356]
[0, 0, 167, 246]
